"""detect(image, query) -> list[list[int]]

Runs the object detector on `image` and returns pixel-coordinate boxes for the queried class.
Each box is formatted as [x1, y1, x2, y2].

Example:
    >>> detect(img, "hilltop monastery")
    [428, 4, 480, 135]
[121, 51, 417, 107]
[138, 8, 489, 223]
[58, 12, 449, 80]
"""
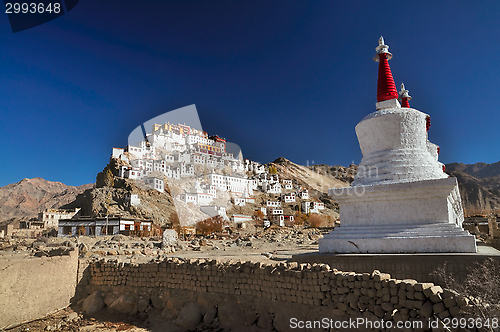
[111, 122, 324, 227]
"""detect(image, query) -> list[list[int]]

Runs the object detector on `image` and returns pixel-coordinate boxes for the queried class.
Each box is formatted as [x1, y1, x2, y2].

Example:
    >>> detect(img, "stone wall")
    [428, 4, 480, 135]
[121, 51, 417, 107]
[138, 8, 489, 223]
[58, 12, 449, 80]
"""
[83, 258, 475, 331]
[0, 249, 78, 328]
[292, 245, 500, 285]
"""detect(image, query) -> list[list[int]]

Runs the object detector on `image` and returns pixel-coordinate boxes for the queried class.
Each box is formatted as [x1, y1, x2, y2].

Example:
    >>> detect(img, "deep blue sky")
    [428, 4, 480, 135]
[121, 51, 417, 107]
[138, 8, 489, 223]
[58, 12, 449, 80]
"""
[1, 1, 499, 187]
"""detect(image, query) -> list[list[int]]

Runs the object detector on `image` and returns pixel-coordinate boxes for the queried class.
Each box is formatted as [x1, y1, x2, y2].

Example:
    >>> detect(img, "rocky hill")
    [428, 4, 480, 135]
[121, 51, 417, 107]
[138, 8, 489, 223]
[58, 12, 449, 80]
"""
[306, 163, 358, 184]
[305, 160, 500, 214]
[0, 178, 93, 223]
[58, 157, 346, 227]
[446, 161, 500, 180]
[61, 157, 178, 227]
[3, 159, 498, 228]
[270, 157, 351, 192]
[446, 162, 500, 214]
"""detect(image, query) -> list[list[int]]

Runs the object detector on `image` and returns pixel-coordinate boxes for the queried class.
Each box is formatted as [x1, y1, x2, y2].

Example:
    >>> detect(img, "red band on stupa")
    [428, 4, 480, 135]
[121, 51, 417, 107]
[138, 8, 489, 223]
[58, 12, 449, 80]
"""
[401, 98, 410, 108]
[377, 53, 399, 102]
[426, 116, 431, 131]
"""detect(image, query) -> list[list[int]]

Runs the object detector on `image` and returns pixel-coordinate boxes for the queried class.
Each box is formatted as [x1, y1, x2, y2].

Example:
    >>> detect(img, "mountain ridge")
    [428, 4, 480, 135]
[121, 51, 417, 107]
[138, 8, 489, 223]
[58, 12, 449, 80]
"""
[2, 159, 499, 224]
[0, 177, 93, 223]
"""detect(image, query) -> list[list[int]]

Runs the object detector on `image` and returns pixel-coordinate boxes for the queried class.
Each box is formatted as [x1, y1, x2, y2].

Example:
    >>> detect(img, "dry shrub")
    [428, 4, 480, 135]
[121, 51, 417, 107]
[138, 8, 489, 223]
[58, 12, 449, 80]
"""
[284, 217, 294, 227]
[253, 210, 265, 227]
[308, 214, 326, 228]
[294, 212, 306, 225]
[434, 258, 500, 330]
[196, 216, 223, 236]
[464, 206, 499, 217]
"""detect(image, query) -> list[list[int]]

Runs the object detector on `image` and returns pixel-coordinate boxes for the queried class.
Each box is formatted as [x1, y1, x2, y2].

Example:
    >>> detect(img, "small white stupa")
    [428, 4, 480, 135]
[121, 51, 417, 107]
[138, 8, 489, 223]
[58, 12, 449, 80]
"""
[319, 37, 476, 253]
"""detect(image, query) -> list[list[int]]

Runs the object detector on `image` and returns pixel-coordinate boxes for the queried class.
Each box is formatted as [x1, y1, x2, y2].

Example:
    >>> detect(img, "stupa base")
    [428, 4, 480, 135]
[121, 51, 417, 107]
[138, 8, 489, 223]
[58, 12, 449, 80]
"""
[319, 223, 476, 253]
[322, 177, 477, 253]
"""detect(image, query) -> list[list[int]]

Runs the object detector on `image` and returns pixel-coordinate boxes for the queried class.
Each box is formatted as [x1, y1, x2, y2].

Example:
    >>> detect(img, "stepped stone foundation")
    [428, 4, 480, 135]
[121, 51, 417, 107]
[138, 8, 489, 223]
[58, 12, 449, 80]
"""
[322, 177, 476, 253]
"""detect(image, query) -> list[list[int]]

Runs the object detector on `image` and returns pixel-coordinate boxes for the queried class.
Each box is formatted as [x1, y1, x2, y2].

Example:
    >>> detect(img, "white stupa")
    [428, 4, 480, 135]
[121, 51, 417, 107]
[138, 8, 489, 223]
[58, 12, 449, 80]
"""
[319, 37, 476, 253]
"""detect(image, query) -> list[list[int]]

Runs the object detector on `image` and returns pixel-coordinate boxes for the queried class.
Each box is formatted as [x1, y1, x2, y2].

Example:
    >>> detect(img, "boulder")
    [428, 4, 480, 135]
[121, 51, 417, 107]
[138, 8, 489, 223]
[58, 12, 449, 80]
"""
[109, 294, 137, 315]
[162, 307, 176, 320]
[66, 312, 79, 322]
[163, 229, 178, 248]
[151, 293, 164, 309]
[61, 240, 77, 248]
[104, 292, 118, 307]
[138, 298, 150, 312]
[257, 314, 274, 331]
[82, 291, 105, 315]
[203, 306, 217, 325]
[175, 302, 202, 328]
[111, 234, 126, 242]
[218, 301, 246, 329]
[32, 241, 46, 249]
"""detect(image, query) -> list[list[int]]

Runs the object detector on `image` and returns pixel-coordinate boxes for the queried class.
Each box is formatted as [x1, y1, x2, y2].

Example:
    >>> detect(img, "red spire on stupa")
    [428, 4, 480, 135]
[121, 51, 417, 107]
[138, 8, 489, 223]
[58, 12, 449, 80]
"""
[398, 82, 412, 108]
[374, 37, 399, 102]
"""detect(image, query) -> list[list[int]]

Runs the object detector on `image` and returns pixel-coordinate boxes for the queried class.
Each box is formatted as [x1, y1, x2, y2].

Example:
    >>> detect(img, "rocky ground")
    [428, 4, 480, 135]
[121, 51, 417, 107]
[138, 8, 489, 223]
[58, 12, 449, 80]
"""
[0, 225, 330, 262]
[0, 225, 332, 332]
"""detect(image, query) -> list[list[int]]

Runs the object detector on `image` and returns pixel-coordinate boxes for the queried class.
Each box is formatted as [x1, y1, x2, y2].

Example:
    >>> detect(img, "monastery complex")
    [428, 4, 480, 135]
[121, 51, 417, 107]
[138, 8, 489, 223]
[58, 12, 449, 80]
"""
[109, 120, 324, 228]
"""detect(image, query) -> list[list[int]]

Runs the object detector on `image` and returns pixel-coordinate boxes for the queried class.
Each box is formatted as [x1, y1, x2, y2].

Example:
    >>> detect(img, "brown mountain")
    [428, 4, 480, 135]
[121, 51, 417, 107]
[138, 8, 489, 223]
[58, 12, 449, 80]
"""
[446, 161, 500, 180]
[306, 160, 500, 214]
[446, 162, 500, 214]
[271, 157, 351, 192]
[0, 178, 93, 223]
[60, 158, 178, 227]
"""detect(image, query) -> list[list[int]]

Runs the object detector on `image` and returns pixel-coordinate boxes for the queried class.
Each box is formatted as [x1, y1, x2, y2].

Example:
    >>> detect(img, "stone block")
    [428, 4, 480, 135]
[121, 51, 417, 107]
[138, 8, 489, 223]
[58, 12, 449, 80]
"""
[337, 302, 349, 311]
[443, 297, 456, 308]
[430, 293, 442, 303]
[373, 273, 391, 282]
[418, 301, 434, 318]
[402, 279, 418, 291]
[374, 305, 385, 318]
[381, 302, 394, 312]
[414, 291, 425, 301]
[433, 302, 446, 315]
[442, 289, 459, 299]
[438, 309, 450, 319]
[423, 285, 443, 298]
[448, 306, 460, 317]
[455, 296, 469, 307]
